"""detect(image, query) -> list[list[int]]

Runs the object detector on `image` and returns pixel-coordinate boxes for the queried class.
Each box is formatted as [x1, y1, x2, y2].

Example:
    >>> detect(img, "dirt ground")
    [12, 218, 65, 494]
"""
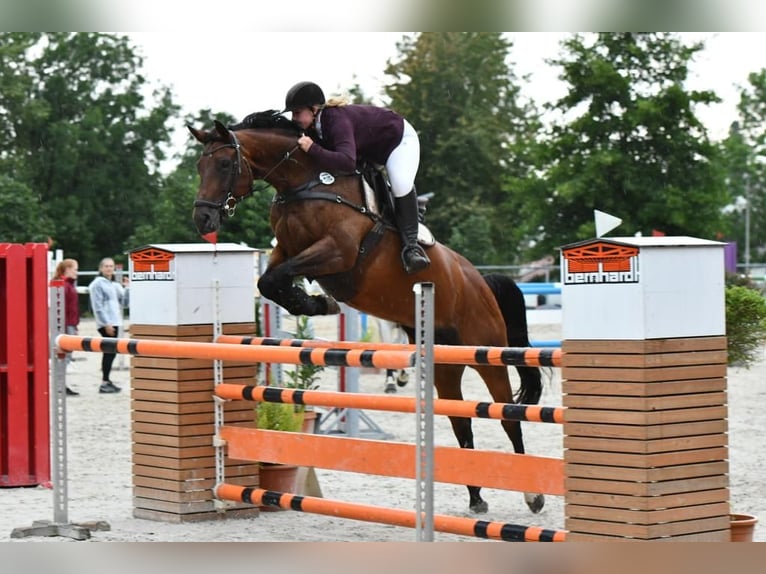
[2, 314, 764, 542]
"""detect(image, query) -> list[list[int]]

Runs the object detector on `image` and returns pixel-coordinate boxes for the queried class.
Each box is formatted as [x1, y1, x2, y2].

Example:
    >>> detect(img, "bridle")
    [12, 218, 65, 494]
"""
[193, 130, 299, 217]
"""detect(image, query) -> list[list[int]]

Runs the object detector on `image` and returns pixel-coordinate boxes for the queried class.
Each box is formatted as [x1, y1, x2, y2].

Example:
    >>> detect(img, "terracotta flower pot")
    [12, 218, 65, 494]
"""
[258, 463, 299, 512]
[730, 513, 758, 542]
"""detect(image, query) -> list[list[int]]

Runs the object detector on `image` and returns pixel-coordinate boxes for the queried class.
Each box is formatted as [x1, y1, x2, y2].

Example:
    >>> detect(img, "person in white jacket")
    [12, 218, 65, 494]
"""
[88, 257, 129, 394]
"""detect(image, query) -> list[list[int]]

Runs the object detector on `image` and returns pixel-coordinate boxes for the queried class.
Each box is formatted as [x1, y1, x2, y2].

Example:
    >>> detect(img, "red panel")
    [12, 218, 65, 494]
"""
[0, 243, 50, 487]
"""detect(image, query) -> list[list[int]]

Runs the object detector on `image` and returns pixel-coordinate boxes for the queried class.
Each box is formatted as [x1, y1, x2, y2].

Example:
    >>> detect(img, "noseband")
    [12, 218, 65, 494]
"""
[193, 131, 252, 217]
[193, 130, 299, 218]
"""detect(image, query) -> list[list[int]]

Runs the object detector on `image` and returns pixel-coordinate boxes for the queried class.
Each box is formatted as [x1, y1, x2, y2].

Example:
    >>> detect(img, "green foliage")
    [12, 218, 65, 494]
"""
[256, 401, 304, 432]
[283, 315, 324, 391]
[0, 33, 180, 269]
[726, 285, 766, 367]
[521, 33, 728, 259]
[0, 175, 54, 242]
[384, 33, 540, 264]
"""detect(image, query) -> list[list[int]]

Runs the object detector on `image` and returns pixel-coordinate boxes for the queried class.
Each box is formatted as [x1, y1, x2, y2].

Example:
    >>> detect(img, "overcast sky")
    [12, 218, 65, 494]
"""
[126, 32, 766, 162]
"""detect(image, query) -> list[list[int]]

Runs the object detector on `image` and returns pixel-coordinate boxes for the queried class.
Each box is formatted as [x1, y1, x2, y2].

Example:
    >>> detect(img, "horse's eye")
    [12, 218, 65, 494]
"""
[219, 159, 231, 170]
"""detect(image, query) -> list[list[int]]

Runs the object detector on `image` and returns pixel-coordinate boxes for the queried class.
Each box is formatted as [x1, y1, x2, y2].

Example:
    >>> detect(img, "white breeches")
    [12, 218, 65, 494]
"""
[385, 120, 420, 198]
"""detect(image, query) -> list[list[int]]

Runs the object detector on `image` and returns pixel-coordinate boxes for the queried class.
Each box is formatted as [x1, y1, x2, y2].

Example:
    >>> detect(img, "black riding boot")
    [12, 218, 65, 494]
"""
[394, 190, 430, 274]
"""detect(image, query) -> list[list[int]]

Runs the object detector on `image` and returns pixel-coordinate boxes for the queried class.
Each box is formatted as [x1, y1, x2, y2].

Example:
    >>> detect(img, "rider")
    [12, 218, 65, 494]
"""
[283, 81, 430, 275]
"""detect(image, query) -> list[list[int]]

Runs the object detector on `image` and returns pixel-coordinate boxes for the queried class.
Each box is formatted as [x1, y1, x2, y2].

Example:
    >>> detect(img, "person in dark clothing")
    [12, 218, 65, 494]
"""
[284, 80, 430, 274]
[54, 258, 81, 396]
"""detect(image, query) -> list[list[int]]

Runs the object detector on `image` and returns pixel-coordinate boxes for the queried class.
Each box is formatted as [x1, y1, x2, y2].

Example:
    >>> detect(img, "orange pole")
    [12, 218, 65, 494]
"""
[216, 335, 562, 368]
[215, 483, 566, 542]
[216, 383, 564, 424]
[55, 334, 415, 369]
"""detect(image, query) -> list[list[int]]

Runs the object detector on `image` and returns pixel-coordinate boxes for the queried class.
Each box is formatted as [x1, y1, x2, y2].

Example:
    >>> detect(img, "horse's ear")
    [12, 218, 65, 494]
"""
[187, 124, 209, 144]
[214, 120, 230, 139]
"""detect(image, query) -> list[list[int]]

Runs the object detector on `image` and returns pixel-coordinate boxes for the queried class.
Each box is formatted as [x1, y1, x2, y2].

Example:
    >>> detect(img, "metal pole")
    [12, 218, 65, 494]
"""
[745, 175, 751, 276]
[414, 282, 434, 542]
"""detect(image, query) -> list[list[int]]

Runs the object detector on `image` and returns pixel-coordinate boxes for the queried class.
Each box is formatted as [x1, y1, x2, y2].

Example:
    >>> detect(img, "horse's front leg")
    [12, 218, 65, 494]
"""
[257, 242, 343, 316]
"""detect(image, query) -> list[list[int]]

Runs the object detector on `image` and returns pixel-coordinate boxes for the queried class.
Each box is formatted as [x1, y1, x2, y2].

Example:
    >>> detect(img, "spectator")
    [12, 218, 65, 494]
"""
[54, 258, 80, 396]
[88, 257, 129, 394]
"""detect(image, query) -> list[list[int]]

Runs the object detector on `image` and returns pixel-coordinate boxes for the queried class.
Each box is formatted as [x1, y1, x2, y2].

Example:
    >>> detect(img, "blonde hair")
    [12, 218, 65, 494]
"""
[54, 258, 78, 278]
[325, 94, 350, 108]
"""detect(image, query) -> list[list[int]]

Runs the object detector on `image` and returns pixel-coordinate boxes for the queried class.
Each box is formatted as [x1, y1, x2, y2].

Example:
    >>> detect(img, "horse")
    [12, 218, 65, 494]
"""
[188, 112, 544, 514]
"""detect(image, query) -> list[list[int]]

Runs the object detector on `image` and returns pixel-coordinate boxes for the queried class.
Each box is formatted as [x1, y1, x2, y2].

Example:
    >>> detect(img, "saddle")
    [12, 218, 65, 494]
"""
[356, 162, 435, 246]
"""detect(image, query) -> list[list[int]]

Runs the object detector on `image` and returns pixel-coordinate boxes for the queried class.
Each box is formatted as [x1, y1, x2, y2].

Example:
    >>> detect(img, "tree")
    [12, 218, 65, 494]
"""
[383, 33, 539, 264]
[524, 33, 728, 258]
[134, 108, 280, 251]
[725, 70, 766, 263]
[0, 33, 180, 268]
[0, 175, 54, 243]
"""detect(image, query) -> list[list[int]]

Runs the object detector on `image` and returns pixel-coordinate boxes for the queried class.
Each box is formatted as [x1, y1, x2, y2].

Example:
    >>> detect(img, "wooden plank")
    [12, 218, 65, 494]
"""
[130, 323, 256, 338]
[565, 488, 729, 511]
[133, 474, 215, 492]
[132, 432, 212, 448]
[131, 389, 215, 404]
[565, 515, 730, 539]
[564, 446, 728, 468]
[562, 350, 727, 368]
[133, 443, 215, 459]
[131, 409, 254, 426]
[564, 433, 727, 454]
[565, 529, 729, 542]
[565, 461, 729, 482]
[565, 474, 728, 497]
[131, 379, 215, 393]
[131, 421, 216, 437]
[131, 366, 256, 382]
[562, 337, 727, 354]
[134, 486, 212, 503]
[221, 425, 566, 495]
[564, 419, 727, 440]
[131, 399, 255, 416]
[132, 506, 258, 523]
[132, 496, 215, 514]
[563, 392, 726, 411]
[562, 378, 726, 397]
[565, 501, 730, 524]
[132, 463, 257, 481]
[564, 405, 728, 425]
[562, 364, 726, 382]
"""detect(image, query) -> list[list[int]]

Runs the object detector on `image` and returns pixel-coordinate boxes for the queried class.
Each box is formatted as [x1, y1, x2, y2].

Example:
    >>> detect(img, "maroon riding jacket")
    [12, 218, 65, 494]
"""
[307, 105, 405, 172]
[64, 276, 79, 328]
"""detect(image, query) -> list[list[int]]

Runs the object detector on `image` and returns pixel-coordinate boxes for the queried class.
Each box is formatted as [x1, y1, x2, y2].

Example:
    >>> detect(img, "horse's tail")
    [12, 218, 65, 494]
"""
[482, 273, 543, 405]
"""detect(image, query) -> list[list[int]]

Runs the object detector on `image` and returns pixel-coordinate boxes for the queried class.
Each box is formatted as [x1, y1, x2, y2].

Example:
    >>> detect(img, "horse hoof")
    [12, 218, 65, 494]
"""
[470, 500, 489, 514]
[524, 493, 545, 514]
[396, 372, 409, 387]
[384, 382, 396, 394]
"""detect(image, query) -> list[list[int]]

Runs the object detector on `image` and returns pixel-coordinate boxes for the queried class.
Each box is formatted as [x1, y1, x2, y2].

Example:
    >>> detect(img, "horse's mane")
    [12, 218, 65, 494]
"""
[228, 109, 303, 135]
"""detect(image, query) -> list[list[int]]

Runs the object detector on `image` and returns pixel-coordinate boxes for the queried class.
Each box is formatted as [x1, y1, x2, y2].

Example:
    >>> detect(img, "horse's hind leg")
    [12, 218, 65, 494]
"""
[434, 364, 488, 513]
[475, 365, 545, 514]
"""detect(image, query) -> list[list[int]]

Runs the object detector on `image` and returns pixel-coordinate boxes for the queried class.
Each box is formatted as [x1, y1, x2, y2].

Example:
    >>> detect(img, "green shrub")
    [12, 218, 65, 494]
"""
[256, 401, 304, 432]
[726, 285, 766, 367]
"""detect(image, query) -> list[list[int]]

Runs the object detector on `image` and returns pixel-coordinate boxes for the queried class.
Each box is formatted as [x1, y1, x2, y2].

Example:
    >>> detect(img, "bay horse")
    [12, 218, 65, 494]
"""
[188, 112, 544, 514]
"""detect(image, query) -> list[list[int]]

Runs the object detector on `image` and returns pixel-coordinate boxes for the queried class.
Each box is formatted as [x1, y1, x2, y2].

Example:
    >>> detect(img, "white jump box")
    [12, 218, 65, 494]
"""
[128, 243, 257, 326]
[561, 236, 725, 340]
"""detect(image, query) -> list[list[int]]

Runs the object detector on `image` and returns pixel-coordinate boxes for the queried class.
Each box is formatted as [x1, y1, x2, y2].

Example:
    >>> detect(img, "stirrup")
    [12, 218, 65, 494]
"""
[401, 244, 430, 275]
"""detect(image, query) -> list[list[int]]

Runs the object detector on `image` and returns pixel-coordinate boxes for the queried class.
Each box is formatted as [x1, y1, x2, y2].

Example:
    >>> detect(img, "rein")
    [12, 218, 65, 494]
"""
[193, 131, 299, 217]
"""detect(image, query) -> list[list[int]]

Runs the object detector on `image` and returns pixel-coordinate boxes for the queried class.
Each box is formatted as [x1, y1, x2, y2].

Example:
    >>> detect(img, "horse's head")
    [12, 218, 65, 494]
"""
[187, 112, 305, 235]
[187, 120, 255, 235]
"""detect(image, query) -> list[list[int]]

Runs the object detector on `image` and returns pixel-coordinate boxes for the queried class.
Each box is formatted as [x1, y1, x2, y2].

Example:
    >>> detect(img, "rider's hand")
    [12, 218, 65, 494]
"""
[298, 135, 314, 153]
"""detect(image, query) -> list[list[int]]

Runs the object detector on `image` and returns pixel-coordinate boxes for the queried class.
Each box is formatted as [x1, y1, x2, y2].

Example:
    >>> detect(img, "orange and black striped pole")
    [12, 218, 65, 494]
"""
[215, 483, 566, 542]
[215, 335, 561, 368]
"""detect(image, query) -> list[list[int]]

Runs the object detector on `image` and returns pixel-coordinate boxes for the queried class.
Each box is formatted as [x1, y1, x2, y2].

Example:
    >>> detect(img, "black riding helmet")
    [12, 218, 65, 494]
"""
[284, 81, 325, 112]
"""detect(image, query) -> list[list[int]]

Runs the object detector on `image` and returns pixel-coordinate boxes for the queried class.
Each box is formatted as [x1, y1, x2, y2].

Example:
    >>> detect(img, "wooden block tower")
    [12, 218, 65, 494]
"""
[128, 243, 261, 523]
[561, 236, 729, 541]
